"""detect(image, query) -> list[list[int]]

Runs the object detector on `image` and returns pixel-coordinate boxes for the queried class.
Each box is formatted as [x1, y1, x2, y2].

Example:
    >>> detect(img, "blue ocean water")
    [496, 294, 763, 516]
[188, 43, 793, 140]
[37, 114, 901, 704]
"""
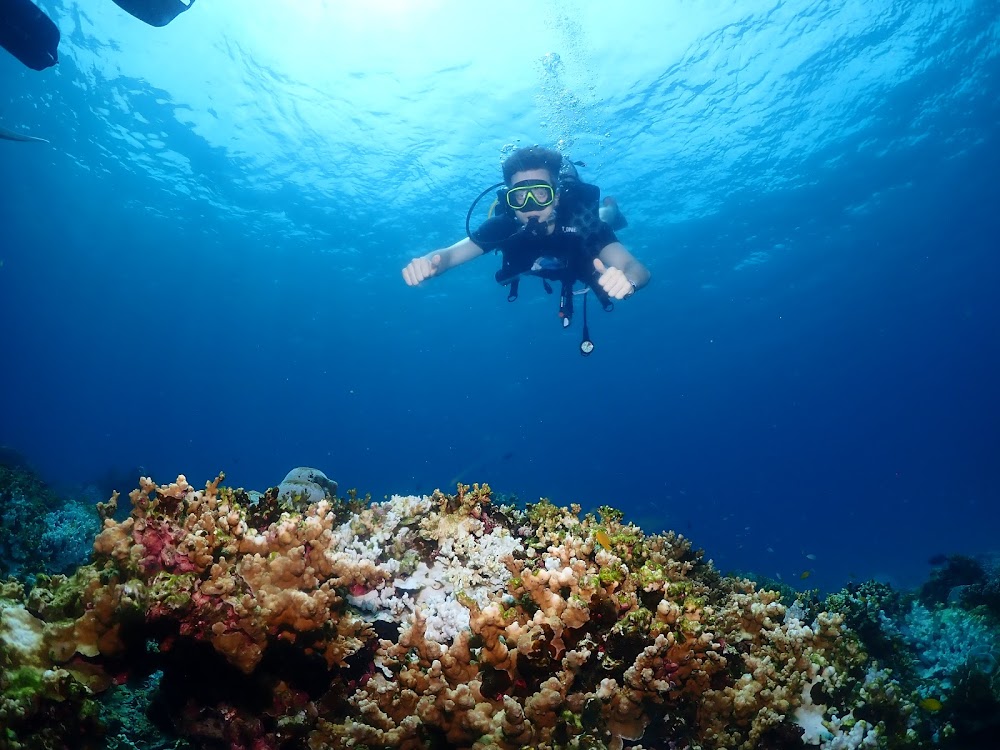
[1, 0, 997, 594]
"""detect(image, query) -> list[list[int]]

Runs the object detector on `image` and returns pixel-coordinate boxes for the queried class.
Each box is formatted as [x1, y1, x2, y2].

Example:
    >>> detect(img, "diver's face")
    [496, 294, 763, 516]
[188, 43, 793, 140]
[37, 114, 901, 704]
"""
[509, 168, 558, 229]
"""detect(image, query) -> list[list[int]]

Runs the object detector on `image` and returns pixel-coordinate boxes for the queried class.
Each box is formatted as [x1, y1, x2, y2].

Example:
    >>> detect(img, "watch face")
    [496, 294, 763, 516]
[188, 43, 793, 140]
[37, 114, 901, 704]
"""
[580, 340, 595, 355]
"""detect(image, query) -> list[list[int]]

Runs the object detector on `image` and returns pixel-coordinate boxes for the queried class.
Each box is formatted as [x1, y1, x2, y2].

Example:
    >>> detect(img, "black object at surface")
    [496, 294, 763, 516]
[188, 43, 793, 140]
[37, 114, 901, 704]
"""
[0, 0, 59, 70]
[110, 0, 195, 27]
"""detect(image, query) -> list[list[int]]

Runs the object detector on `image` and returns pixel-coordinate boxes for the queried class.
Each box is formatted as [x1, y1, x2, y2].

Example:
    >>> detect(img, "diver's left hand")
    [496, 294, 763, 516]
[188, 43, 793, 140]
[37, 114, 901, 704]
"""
[593, 258, 635, 300]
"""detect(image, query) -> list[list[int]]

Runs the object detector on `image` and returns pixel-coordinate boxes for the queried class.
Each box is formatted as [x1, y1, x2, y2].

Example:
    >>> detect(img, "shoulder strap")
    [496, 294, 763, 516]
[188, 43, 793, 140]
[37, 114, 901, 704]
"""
[558, 178, 604, 239]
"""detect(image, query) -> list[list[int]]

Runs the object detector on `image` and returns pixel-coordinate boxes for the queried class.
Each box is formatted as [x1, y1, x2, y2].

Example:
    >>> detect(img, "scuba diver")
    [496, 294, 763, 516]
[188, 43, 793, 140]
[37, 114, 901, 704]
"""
[401, 145, 650, 355]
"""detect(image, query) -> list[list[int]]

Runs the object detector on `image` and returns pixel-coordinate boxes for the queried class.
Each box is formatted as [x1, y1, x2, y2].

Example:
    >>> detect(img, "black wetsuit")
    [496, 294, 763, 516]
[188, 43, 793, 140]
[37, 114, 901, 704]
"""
[473, 214, 617, 289]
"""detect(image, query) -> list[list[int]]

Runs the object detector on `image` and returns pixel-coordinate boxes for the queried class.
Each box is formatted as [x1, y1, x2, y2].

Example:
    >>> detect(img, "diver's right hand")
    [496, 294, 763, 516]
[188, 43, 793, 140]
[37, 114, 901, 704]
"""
[402, 254, 442, 286]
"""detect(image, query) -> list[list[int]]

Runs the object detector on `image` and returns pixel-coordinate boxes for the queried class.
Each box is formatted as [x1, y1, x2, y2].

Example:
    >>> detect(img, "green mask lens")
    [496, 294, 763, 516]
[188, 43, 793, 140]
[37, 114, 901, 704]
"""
[506, 181, 555, 211]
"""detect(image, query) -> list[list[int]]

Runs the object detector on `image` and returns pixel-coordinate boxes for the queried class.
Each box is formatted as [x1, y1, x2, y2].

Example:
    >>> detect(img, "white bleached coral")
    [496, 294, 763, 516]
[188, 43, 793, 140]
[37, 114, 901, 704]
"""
[335, 492, 523, 643]
[794, 668, 882, 749]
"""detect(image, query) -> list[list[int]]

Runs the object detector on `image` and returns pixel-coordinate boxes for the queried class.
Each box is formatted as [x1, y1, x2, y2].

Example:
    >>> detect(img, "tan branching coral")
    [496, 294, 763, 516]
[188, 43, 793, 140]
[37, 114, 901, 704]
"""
[2, 474, 893, 749]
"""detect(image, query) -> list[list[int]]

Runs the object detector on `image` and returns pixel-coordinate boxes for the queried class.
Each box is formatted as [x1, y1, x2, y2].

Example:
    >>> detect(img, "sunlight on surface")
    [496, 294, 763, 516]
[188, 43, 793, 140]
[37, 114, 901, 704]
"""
[35, 0, 996, 231]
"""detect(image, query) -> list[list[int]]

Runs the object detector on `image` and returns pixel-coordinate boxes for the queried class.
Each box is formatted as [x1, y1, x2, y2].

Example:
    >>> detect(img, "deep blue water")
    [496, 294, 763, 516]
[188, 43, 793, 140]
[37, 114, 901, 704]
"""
[1, 0, 997, 592]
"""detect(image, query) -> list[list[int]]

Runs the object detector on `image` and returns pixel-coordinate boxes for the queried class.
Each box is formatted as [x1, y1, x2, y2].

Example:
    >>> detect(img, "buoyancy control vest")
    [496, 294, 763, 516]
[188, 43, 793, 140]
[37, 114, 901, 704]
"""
[464, 162, 622, 355]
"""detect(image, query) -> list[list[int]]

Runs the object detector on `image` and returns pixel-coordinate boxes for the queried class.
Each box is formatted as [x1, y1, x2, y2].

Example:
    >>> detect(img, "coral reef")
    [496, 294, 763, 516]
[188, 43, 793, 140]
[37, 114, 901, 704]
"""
[0, 578, 106, 748]
[919, 555, 987, 607]
[40, 499, 103, 575]
[823, 577, 1000, 748]
[898, 603, 998, 693]
[0, 465, 62, 579]
[920, 554, 1000, 621]
[1, 470, 998, 749]
[0, 464, 102, 581]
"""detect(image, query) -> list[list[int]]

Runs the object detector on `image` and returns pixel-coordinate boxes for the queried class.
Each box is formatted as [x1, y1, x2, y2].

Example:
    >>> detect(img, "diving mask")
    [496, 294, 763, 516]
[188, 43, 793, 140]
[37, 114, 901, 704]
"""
[506, 180, 555, 211]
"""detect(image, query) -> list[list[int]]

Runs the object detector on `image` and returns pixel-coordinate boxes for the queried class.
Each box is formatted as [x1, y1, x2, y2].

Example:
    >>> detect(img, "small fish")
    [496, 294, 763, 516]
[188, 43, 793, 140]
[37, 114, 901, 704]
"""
[799, 571, 812, 580]
[594, 530, 612, 550]
[805, 553, 817, 561]
[766, 547, 775, 553]
[919, 697, 943, 712]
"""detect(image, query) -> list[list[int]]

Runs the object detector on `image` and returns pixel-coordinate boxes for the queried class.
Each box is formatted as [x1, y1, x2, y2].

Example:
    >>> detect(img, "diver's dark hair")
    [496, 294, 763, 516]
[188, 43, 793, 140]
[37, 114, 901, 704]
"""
[501, 146, 563, 186]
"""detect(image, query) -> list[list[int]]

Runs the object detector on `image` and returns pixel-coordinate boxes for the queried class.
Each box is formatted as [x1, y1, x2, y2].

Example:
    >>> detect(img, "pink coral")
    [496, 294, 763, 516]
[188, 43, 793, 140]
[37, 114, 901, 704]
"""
[134, 519, 198, 574]
[5, 474, 874, 750]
